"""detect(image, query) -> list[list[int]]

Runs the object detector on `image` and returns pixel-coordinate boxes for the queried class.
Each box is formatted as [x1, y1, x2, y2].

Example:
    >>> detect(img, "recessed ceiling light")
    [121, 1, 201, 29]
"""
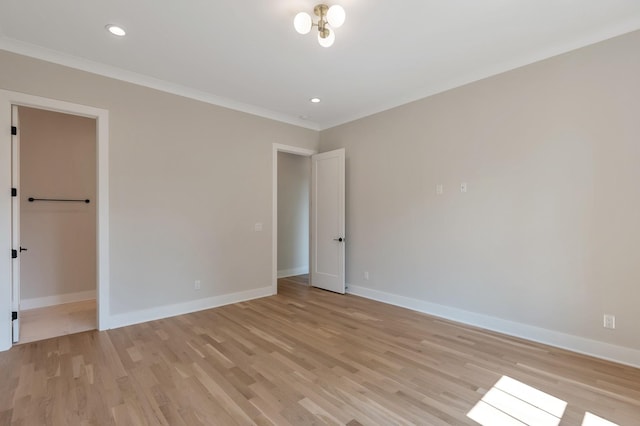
[310, 98, 321, 103]
[106, 24, 126, 37]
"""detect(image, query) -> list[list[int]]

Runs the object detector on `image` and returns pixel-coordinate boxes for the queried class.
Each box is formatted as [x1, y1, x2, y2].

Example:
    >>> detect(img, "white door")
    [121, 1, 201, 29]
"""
[11, 105, 20, 343]
[311, 148, 345, 293]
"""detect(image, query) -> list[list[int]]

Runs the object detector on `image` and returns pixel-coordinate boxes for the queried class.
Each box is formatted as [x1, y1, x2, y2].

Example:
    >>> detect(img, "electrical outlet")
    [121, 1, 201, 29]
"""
[194, 280, 201, 290]
[603, 314, 615, 329]
[460, 182, 468, 193]
[364, 271, 369, 281]
[254, 223, 263, 232]
[436, 184, 443, 195]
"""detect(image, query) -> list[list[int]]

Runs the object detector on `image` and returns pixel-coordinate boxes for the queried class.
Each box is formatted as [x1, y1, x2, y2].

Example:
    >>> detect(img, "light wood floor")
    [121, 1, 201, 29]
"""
[1, 277, 639, 425]
[282, 273, 309, 286]
[18, 299, 97, 344]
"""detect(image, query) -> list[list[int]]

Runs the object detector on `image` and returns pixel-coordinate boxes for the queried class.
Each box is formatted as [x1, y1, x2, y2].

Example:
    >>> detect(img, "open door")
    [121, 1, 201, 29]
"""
[11, 105, 20, 343]
[311, 148, 345, 294]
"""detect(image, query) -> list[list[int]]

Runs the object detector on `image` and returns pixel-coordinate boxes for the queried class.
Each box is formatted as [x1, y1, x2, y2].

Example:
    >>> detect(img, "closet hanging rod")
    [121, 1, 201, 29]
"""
[28, 197, 90, 204]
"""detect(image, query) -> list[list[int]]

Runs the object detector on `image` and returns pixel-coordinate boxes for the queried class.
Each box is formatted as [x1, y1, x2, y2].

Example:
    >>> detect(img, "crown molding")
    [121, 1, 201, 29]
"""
[320, 20, 640, 130]
[0, 37, 321, 131]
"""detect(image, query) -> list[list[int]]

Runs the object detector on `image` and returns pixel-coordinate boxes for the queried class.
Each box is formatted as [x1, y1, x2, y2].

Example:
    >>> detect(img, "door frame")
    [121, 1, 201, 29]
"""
[272, 143, 316, 295]
[0, 90, 110, 350]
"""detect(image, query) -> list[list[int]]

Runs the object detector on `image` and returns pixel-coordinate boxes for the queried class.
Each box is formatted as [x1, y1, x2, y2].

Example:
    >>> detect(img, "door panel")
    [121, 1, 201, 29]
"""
[11, 105, 20, 343]
[311, 148, 345, 294]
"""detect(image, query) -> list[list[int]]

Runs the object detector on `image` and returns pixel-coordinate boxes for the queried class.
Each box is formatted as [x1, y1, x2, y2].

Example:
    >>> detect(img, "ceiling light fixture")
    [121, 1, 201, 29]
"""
[310, 98, 321, 103]
[294, 4, 345, 48]
[105, 24, 126, 37]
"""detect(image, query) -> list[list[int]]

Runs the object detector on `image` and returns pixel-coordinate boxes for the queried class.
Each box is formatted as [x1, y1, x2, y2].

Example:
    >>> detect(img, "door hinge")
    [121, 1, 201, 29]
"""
[11, 188, 17, 197]
[12, 312, 17, 321]
[11, 126, 17, 136]
[11, 249, 17, 259]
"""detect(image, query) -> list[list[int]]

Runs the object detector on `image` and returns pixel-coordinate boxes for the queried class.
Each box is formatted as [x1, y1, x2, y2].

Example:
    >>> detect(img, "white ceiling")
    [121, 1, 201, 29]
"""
[1, 1, 639, 130]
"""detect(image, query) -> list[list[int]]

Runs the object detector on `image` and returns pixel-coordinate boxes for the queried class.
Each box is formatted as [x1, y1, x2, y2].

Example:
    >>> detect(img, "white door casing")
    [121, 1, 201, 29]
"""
[0, 90, 110, 352]
[311, 148, 345, 294]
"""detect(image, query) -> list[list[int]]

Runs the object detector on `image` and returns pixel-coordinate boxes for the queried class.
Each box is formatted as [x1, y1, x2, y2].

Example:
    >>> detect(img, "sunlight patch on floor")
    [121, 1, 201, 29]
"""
[582, 412, 619, 426]
[467, 376, 566, 426]
[467, 376, 620, 426]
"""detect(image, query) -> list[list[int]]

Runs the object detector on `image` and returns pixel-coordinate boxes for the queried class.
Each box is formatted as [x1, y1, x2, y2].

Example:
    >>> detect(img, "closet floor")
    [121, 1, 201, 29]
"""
[18, 299, 96, 344]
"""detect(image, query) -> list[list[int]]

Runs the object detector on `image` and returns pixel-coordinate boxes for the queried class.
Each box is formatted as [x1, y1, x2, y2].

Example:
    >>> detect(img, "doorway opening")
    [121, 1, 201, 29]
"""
[277, 151, 311, 282]
[16, 106, 97, 343]
[272, 144, 316, 294]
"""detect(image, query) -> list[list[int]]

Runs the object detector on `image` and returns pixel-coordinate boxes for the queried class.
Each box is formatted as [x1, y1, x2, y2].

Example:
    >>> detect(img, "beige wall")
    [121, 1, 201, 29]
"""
[320, 30, 640, 354]
[19, 107, 96, 301]
[277, 152, 310, 276]
[2, 29, 638, 362]
[0, 50, 319, 319]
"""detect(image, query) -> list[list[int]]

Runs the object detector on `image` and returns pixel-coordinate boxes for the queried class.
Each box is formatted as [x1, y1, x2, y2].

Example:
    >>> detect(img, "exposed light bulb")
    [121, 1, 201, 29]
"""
[318, 29, 335, 47]
[327, 5, 345, 28]
[294, 12, 312, 34]
[105, 24, 126, 36]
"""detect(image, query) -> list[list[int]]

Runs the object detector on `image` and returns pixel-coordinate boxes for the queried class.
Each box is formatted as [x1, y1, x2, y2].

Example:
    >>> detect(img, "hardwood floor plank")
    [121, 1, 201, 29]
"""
[248, 395, 292, 426]
[1, 277, 639, 425]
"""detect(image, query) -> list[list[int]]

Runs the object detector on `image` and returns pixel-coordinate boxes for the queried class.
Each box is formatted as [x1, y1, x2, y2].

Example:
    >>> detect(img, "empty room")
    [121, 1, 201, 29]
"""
[1, 1, 639, 425]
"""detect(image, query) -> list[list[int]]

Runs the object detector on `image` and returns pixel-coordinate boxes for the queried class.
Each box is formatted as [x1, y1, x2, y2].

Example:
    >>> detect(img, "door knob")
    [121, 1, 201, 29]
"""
[333, 237, 344, 242]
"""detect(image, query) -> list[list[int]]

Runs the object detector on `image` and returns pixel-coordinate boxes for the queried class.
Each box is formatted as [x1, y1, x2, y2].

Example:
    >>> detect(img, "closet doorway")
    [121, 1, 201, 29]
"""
[16, 106, 97, 343]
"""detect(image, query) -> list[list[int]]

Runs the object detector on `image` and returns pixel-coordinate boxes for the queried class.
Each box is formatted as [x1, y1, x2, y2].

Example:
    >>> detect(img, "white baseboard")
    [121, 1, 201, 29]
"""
[277, 266, 309, 279]
[21, 289, 96, 310]
[346, 284, 640, 369]
[108, 286, 272, 330]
